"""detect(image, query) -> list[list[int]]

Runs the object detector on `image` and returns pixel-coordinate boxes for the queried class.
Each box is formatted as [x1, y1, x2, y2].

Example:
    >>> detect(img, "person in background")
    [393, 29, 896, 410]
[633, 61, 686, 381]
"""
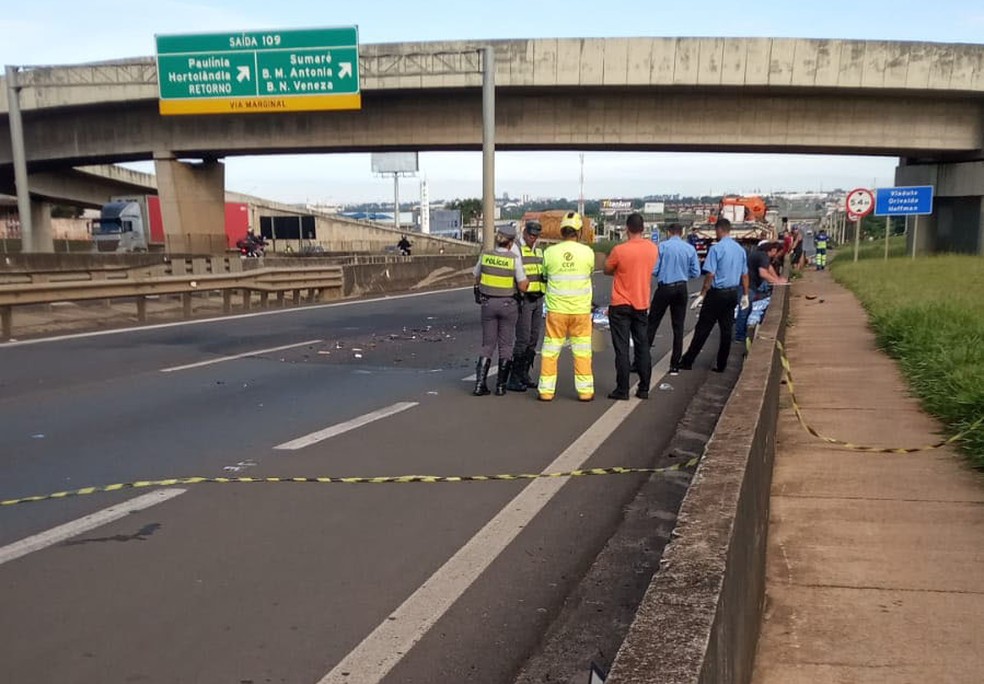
[814, 228, 830, 270]
[679, 218, 749, 373]
[505, 221, 546, 392]
[647, 222, 700, 375]
[397, 235, 412, 256]
[471, 225, 529, 396]
[604, 213, 659, 400]
[790, 227, 805, 271]
[735, 240, 787, 343]
[538, 212, 595, 402]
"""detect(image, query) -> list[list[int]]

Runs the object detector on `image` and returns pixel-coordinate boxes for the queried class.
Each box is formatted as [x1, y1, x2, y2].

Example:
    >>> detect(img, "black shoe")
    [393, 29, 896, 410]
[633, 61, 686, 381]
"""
[636, 389, 649, 399]
[711, 366, 726, 373]
[629, 363, 639, 374]
[607, 390, 630, 401]
[495, 360, 512, 396]
[521, 350, 537, 387]
[680, 361, 693, 371]
[668, 367, 680, 376]
[472, 357, 491, 396]
[505, 358, 527, 392]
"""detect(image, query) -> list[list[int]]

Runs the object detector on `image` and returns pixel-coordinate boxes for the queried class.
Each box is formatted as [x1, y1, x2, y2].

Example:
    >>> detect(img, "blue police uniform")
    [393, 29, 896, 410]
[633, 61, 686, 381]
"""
[680, 236, 749, 372]
[648, 236, 702, 371]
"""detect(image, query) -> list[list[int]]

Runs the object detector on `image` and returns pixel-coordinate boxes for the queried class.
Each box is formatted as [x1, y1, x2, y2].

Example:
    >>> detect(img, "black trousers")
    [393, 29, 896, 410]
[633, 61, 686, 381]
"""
[609, 305, 651, 394]
[681, 287, 740, 371]
[647, 281, 688, 368]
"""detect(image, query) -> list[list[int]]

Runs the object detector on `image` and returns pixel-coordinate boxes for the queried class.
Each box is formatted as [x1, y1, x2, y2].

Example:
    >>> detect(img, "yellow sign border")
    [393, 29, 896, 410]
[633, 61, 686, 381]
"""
[159, 93, 361, 116]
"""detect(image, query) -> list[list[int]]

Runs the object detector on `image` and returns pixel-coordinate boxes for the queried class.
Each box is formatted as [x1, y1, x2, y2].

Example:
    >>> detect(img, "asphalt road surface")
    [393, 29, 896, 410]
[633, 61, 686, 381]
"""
[0, 275, 716, 684]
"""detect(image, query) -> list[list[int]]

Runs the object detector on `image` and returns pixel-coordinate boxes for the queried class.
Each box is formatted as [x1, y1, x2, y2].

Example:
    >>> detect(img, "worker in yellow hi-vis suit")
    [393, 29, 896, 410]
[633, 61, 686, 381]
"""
[538, 212, 596, 402]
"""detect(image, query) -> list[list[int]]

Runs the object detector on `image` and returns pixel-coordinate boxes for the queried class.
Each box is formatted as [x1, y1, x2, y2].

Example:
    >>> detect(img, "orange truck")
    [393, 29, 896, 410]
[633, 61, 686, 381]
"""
[690, 195, 776, 262]
[519, 210, 595, 245]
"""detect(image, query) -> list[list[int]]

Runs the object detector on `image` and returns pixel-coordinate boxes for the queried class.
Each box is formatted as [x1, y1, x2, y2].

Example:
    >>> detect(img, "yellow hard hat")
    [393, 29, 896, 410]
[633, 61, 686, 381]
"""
[560, 211, 583, 232]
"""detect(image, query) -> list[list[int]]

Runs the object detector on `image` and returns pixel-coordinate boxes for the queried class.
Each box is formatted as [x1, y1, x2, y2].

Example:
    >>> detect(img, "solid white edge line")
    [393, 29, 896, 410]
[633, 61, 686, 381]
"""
[274, 402, 419, 451]
[0, 488, 187, 567]
[160, 339, 322, 373]
[317, 333, 693, 684]
[0, 286, 472, 349]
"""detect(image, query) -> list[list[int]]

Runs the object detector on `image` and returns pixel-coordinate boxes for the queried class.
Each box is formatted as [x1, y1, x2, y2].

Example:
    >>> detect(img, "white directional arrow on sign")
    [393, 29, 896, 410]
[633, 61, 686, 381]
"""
[339, 62, 352, 79]
[237, 65, 251, 83]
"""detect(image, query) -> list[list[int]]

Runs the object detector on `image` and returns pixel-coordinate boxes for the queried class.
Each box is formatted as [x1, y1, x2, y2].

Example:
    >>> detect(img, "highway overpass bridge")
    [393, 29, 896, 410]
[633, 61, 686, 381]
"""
[2, 37, 984, 253]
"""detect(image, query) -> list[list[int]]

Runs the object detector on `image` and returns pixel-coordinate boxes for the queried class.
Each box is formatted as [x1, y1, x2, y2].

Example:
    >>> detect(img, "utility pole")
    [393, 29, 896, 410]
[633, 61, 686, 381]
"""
[481, 46, 495, 251]
[578, 153, 585, 217]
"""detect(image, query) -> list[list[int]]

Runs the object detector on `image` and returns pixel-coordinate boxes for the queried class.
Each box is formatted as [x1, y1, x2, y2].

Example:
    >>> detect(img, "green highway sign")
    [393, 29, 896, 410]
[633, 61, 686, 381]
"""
[155, 26, 361, 115]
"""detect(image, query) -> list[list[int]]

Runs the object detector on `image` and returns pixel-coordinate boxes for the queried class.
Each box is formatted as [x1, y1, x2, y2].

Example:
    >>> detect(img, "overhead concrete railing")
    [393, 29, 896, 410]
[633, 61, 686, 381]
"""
[3, 38, 984, 112]
[1, 38, 983, 166]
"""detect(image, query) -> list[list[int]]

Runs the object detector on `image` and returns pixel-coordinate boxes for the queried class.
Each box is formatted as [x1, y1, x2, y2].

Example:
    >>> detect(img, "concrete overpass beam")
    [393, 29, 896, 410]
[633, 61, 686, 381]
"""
[897, 160, 984, 256]
[29, 199, 53, 253]
[154, 154, 227, 255]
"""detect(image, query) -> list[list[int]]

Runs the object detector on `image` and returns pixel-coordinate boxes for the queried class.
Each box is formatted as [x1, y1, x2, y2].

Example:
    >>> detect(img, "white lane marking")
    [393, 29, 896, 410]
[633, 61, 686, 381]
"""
[0, 489, 186, 567]
[274, 402, 419, 451]
[318, 334, 692, 684]
[159, 339, 322, 373]
[0, 286, 471, 348]
[461, 366, 499, 382]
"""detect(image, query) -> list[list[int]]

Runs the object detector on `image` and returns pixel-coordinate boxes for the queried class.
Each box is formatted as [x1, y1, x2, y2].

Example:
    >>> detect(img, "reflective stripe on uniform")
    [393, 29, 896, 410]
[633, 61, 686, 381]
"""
[542, 242, 594, 315]
[478, 251, 518, 297]
[522, 245, 545, 294]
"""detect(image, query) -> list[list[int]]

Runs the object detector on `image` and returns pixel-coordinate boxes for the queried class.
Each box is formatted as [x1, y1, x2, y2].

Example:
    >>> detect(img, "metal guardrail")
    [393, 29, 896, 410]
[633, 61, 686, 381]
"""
[0, 265, 344, 340]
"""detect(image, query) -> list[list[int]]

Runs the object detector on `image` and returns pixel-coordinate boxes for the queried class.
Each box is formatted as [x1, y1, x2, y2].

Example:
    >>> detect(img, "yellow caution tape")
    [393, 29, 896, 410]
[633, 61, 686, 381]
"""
[0, 459, 700, 507]
[775, 339, 984, 453]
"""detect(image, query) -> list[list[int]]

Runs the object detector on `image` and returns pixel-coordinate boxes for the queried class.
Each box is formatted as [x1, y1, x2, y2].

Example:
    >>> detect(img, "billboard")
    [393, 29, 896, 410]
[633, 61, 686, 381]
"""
[600, 199, 633, 215]
[371, 152, 419, 174]
[643, 202, 665, 215]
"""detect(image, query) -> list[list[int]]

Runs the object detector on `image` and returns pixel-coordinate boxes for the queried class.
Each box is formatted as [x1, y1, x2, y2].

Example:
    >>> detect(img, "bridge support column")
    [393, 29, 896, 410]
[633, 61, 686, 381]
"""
[896, 159, 984, 256]
[29, 199, 54, 253]
[154, 154, 227, 255]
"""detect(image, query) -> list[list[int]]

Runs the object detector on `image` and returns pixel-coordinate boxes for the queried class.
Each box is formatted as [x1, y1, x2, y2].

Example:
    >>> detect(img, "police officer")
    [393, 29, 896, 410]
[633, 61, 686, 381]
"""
[472, 224, 530, 396]
[505, 221, 546, 392]
[647, 222, 701, 375]
[679, 218, 749, 373]
[538, 212, 596, 402]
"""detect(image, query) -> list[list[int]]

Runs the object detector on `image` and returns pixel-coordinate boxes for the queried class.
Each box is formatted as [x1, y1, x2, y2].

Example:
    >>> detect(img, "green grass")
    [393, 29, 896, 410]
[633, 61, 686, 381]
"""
[831, 255, 984, 466]
[835, 235, 908, 261]
[591, 239, 619, 255]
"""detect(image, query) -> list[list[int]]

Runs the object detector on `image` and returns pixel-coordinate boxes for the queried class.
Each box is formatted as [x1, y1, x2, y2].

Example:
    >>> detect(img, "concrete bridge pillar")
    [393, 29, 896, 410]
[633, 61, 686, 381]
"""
[896, 159, 984, 256]
[153, 154, 227, 254]
[29, 199, 54, 253]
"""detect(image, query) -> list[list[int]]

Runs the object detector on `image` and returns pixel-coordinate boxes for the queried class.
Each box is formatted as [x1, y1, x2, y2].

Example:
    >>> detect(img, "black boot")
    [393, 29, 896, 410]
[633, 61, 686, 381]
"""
[495, 359, 512, 396]
[472, 357, 491, 396]
[520, 350, 537, 387]
[505, 355, 527, 392]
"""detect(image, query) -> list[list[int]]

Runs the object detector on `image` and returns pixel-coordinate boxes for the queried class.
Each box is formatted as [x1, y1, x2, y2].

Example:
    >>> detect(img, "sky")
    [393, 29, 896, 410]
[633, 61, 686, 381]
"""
[3, 0, 982, 204]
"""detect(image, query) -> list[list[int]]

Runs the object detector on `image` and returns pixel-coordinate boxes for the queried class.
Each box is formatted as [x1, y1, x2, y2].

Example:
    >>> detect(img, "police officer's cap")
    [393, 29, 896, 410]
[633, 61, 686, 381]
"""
[497, 223, 517, 238]
[524, 221, 542, 235]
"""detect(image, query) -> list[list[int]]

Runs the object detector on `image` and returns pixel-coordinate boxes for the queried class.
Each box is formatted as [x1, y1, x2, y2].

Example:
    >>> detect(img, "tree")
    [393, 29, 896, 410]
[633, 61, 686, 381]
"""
[448, 198, 483, 226]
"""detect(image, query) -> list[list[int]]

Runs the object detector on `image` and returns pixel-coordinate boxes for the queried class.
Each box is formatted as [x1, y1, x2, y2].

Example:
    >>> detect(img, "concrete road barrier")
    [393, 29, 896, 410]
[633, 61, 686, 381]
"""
[606, 287, 789, 684]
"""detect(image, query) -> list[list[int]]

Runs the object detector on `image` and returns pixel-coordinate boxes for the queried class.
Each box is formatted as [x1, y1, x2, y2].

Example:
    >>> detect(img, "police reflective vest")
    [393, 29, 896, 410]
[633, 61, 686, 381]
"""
[521, 244, 545, 295]
[543, 241, 594, 314]
[478, 251, 519, 297]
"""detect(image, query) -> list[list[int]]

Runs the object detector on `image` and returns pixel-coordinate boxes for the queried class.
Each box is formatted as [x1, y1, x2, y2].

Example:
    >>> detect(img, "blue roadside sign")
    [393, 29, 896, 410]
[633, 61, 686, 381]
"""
[874, 185, 934, 216]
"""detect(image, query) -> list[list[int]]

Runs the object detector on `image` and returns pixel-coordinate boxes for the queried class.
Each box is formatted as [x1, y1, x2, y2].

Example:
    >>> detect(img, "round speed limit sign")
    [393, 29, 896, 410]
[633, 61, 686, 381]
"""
[846, 188, 874, 217]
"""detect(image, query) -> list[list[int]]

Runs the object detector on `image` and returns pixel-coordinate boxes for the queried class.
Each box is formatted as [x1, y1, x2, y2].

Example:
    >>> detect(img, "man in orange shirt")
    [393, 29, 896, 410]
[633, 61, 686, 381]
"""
[604, 213, 660, 400]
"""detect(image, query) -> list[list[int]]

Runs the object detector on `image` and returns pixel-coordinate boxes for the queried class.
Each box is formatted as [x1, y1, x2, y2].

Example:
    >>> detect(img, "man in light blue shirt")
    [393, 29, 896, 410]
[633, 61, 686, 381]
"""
[647, 223, 701, 374]
[680, 218, 750, 373]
